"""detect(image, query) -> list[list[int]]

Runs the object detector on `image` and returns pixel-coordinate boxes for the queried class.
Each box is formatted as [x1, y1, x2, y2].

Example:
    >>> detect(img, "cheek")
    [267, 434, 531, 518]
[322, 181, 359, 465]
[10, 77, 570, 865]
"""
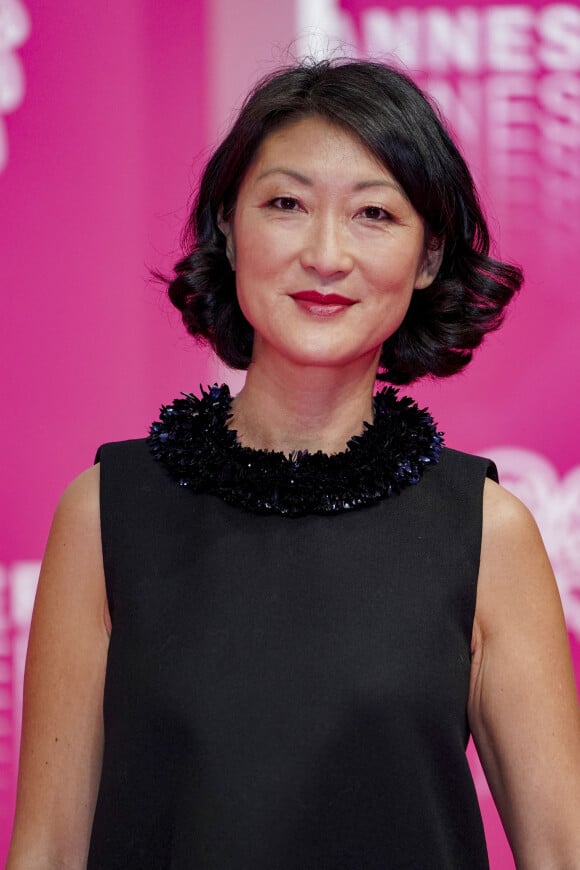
[235, 234, 295, 299]
[233, 273, 255, 325]
[362, 231, 421, 276]
[233, 264, 273, 333]
[366, 253, 419, 299]
[234, 229, 278, 282]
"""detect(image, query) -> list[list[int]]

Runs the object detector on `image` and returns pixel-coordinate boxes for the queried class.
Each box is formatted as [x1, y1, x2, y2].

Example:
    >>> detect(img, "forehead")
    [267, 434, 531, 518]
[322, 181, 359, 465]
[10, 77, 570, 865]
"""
[242, 115, 399, 187]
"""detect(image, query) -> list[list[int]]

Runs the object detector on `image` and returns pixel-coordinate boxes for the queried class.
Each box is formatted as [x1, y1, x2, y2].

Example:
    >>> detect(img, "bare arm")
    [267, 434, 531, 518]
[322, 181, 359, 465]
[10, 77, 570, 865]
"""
[7, 464, 109, 869]
[469, 478, 580, 869]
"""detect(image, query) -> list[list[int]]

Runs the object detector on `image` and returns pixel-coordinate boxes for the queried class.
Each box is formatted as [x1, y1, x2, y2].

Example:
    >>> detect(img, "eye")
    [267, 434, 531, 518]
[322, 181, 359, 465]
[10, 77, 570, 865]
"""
[357, 205, 393, 221]
[268, 196, 302, 211]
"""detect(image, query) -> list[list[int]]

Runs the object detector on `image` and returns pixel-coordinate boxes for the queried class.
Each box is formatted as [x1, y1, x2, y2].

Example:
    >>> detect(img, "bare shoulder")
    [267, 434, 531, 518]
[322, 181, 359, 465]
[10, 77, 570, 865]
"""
[54, 462, 101, 527]
[35, 462, 108, 629]
[475, 477, 558, 638]
[481, 475, 539, 542]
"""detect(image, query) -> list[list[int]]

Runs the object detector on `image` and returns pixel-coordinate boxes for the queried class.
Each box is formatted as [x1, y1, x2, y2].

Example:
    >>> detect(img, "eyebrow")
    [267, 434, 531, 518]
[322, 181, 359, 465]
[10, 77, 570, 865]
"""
[256, 167, 404, 195]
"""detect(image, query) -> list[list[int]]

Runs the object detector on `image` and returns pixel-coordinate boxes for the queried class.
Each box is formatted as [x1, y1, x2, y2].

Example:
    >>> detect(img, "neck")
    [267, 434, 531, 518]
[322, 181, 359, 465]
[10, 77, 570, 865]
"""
[230, 353, 380, 455]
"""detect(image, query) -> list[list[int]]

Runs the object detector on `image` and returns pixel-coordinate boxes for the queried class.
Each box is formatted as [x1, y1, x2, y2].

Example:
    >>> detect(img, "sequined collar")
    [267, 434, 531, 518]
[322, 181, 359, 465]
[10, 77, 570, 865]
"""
[147, 384, 443, 517]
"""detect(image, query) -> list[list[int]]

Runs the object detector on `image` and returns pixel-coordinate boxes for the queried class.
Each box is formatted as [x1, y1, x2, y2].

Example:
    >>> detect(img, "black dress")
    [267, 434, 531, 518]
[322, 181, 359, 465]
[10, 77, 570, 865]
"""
[88, 386, 495, 869]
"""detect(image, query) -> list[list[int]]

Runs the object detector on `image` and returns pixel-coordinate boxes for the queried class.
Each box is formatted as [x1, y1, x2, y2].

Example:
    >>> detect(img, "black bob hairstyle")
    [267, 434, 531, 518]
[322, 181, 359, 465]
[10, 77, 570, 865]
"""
[167, 58, 522, 384]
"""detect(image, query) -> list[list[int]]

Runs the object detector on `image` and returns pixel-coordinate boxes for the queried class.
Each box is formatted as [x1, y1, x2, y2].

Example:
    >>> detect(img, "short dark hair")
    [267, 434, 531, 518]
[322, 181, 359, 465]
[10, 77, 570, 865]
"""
[166, 58, 522, 384]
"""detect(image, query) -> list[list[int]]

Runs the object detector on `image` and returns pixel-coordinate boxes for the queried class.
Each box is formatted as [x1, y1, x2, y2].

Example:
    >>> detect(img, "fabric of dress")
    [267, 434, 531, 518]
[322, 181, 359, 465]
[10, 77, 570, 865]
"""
[88, 427, 496, 869]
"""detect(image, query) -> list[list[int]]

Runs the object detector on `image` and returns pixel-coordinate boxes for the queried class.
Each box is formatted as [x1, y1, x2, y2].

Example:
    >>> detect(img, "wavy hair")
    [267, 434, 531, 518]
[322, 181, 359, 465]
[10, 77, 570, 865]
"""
[166, 59, 522, 384]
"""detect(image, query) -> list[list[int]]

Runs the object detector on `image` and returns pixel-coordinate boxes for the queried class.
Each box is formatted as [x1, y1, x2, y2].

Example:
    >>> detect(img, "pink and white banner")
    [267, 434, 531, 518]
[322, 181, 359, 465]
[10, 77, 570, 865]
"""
[1, 1, 579, 866]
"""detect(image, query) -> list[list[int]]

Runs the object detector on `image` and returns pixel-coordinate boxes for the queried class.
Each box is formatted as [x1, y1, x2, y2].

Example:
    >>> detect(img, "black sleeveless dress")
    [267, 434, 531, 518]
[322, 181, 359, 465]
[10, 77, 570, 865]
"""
[88, 387, 496, 869]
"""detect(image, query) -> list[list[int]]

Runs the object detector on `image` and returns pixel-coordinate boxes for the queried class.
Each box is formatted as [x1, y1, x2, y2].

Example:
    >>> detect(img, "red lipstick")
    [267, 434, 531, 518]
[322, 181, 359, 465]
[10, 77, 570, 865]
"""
[290, 290, 356, 318]
[291, 290, 354, 305]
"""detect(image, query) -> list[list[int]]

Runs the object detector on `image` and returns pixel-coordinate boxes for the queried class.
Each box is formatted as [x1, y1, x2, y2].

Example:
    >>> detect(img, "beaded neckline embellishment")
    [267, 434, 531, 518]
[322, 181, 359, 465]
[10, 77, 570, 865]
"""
[148, 384, 444, 518]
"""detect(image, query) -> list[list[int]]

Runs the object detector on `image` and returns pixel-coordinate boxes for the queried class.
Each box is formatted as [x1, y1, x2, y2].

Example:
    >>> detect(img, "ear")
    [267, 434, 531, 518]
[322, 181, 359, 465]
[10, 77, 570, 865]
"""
[414, 236, 444, 290]
[217, 211, 236, 270]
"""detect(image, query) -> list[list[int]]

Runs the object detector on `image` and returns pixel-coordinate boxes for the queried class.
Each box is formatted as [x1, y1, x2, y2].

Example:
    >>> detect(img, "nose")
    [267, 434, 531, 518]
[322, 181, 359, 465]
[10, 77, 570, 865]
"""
[299, 213, 354, 278]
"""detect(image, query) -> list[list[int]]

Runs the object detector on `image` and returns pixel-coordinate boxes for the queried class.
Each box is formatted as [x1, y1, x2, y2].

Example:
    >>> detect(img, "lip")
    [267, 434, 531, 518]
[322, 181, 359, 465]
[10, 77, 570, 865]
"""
[290, 290, 355, 305]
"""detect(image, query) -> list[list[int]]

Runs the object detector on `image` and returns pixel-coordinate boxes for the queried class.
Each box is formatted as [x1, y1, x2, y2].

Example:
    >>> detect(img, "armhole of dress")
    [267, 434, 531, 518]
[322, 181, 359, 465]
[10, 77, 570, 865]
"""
[471, 457, 499, 650]
[484, 459, 499, 485]
[94, 444, 113, 632]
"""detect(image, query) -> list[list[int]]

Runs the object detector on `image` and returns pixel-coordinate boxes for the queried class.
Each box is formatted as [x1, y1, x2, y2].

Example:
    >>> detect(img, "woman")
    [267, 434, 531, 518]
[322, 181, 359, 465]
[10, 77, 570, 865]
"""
[8, 59, 580, 868]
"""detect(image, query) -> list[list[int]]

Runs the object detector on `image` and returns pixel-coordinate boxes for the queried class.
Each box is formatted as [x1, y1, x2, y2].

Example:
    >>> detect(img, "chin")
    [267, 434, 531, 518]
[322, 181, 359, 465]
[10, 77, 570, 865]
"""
[285, 347, 378, 371]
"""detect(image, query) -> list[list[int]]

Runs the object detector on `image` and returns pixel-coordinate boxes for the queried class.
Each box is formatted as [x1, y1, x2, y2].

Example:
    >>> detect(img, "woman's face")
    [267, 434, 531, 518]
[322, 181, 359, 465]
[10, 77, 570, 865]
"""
[220, 116, 441, 375]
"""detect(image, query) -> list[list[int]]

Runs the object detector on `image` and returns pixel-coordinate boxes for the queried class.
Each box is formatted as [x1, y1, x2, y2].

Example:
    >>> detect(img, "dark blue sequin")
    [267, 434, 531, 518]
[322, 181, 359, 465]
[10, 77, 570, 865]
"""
[147, 384, 444, 518]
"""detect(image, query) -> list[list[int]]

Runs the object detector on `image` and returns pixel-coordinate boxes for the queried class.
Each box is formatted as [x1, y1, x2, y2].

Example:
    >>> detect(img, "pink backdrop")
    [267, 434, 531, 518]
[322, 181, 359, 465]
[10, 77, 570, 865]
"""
[1, 1, 579, 866]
